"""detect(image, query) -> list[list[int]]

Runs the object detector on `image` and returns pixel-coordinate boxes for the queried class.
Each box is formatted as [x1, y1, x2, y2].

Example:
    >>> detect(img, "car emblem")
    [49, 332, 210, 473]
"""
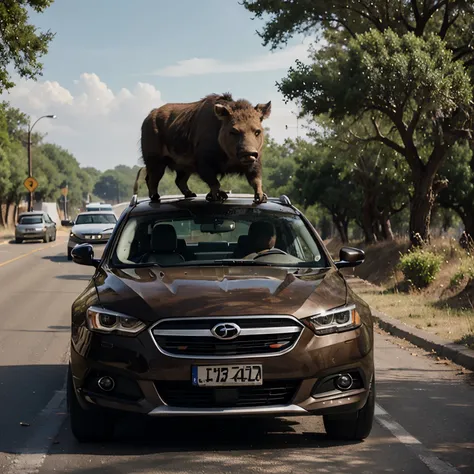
[211, 322, 241, 340]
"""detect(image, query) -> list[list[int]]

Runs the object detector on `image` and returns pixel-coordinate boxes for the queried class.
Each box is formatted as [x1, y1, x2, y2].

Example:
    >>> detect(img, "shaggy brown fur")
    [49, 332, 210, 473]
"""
[138, 92, 271, 203]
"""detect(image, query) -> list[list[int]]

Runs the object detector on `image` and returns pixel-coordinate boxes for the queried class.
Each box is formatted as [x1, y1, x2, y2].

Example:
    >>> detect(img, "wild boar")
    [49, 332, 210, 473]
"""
[139, 92, 271, 203]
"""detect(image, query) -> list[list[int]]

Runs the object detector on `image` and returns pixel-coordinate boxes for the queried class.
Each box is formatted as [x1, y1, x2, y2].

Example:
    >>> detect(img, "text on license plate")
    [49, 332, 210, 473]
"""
[192, 364, 263, 387]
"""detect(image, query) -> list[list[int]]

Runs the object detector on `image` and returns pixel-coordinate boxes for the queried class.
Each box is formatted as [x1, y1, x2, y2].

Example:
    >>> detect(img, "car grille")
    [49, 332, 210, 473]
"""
[151, 316, 304, 359]
[155, 380, 300, 408]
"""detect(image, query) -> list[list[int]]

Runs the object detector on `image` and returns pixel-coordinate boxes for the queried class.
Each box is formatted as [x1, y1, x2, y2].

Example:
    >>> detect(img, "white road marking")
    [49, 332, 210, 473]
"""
[5, 385, 463, 473]
[6, 375, 67, 474]
[375, 403, 460, 474]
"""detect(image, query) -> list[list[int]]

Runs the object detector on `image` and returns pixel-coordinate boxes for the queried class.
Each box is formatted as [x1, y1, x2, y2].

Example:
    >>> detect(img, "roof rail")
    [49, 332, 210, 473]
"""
[278, 195, 292, 206]
[129, 194, 138, 207]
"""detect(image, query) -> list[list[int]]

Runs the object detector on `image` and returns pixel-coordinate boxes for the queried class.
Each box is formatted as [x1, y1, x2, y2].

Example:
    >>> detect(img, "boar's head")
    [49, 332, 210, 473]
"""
[214, 98, 271, 166]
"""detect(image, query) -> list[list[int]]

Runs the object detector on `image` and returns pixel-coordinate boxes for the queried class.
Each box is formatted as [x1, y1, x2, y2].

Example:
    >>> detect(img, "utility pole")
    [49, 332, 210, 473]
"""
[27, 114, 57, 211]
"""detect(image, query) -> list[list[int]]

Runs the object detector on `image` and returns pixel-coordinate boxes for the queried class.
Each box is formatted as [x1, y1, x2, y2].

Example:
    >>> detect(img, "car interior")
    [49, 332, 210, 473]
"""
[118, 217, 322, 266]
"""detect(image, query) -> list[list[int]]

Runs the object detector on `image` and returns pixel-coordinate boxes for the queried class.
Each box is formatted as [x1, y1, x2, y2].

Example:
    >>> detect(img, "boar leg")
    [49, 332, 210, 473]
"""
[197, 161, 228, 202]
[146, 158, 167, 202]
[175, 170, 197, 198]
[246, 171, 268, 204]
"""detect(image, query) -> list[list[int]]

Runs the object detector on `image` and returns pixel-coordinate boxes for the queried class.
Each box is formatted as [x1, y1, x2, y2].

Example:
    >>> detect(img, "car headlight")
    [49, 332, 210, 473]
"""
[70, 232, 80, 238]
[305, 304, 361, 335]
[86, 306, 146, 335]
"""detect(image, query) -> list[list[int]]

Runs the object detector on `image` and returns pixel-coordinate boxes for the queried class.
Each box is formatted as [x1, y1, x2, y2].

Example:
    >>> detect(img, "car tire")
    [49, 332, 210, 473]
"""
[323, 377, 375, 441]
[67, 248, 72, 260]
[15, 238, 22, 244]
[43, 234, 49, 243]
[67, 364, 116, 443]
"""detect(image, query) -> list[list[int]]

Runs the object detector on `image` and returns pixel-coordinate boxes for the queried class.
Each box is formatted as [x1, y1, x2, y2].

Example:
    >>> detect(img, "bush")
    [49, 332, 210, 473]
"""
[399, 249, 443, 289]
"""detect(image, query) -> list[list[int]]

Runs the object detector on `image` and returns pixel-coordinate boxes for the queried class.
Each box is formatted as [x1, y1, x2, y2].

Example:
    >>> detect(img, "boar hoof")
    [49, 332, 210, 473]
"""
[254, 192, 268, 204]
[184, 191, 197, 198]
[150, 193, 161, 202]
[206, 190, 228, 202]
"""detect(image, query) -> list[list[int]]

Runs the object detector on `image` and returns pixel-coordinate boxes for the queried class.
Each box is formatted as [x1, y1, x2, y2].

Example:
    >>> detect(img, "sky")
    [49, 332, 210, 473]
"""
[0, 0, 315, 171]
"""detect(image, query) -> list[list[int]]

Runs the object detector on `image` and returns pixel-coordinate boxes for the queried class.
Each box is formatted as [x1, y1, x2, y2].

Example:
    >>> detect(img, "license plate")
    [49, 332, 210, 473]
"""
[192, 364, 263, 387]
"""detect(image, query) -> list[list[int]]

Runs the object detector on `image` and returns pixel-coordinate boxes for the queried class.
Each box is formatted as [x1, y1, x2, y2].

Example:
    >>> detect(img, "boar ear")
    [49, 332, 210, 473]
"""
[214, 103, 232, 120]
[255, 101, 272, 121]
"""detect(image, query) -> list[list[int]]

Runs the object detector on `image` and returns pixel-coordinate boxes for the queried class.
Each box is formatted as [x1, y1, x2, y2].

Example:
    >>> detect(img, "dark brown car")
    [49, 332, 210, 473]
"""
[67, 194, 374, 443]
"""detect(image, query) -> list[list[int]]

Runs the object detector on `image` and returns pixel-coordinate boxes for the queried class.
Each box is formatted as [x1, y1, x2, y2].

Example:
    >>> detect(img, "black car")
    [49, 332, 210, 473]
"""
[68, 194, 374, 442]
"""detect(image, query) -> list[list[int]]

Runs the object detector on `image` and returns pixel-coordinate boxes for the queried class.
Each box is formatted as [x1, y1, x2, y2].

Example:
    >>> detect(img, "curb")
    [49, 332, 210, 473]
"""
[348, 277, 474, 372]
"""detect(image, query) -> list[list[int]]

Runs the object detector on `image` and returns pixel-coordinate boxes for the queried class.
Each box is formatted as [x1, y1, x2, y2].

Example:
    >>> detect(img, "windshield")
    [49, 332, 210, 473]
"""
[111, 208, 328, 268]
[75, 214, 117, 225]
[19, 216, 43, 225]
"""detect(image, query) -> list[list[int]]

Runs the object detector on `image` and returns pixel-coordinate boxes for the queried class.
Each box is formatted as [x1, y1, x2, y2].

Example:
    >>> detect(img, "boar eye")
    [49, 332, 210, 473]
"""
[255, 129, 262, 137]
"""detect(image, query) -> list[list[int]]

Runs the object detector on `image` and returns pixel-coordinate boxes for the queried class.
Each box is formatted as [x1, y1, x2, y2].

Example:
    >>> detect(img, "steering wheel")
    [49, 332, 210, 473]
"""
[252, 248, 288, 259]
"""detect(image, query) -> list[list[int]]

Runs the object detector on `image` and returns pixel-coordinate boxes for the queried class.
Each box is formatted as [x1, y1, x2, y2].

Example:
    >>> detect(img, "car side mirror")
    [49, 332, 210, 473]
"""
[61, 219, 74, 227]
[335, 247, 365, 269]
[71, 244, 100, 268]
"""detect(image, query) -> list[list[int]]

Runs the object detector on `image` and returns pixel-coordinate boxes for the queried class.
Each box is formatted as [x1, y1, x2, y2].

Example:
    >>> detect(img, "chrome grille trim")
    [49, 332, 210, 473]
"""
[152, 326, 301, 337]
[149, 315, 305, 360]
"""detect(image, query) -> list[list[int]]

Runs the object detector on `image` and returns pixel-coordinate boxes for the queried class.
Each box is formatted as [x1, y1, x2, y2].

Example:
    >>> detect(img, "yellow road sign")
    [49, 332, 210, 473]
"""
[24, 177, 38, 193]
[61, 186, 68, 197]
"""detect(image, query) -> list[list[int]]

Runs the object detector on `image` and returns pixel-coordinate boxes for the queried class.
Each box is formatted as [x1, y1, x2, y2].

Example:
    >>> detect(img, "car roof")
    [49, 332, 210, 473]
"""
[126, 194, 299, 216]
[77, 211, 116, 216]
[18, 212, 45, 216]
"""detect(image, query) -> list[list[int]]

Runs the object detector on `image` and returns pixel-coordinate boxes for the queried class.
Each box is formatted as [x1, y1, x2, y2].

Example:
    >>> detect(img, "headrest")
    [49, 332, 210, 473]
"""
[238, 235, 249, 246]
[248, 221, 276, 239]
[151, 224, 177, 252]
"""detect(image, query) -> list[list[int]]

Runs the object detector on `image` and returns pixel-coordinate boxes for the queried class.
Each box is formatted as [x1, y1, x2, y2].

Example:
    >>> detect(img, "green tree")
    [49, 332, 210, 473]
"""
[280, 30, 471, 244]
[0, 1, 55, 92]
[242, 0, 474, 245]
[291, 139, 360, 243]
[438, 141, 474, 238]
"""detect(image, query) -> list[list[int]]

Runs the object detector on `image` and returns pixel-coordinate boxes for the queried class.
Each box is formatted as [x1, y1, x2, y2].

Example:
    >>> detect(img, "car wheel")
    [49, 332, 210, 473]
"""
[323, 377, 375, 441]
[67, 248, 73, 260]
[67, 364, 116, 443]
[43, 234, 49, 243]
[15, 238, 22, 244]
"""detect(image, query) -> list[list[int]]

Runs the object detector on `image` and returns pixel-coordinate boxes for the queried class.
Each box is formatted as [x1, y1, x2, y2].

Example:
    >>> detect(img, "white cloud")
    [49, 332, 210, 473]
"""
[0, 73, 164, 170]
[152, 38, 314, 77]
[0, 73, 308, 172]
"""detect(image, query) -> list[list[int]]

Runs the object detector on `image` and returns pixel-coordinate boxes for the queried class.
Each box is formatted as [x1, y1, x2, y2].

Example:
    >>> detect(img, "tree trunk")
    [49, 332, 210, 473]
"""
[459, 210, 474, 249]
[362, 197, 377, 244]
[333, 216, 349, 244]
[409, 173, 435, 246]
[380, 211, 394, 241]
[5, 201, 11, 226]
[0, 202, 6, 227]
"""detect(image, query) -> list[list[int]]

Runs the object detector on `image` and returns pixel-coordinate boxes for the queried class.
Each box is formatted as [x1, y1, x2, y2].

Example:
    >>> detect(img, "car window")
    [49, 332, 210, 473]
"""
[75, 214, 117, 225]
[111, 208, 328, 268]
[19, 216, 43, 225]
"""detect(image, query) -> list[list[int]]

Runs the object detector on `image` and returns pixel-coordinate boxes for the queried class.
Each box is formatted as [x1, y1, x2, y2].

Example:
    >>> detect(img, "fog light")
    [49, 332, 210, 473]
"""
[97, 376, 115, 392]
[335, 374, 353, 391]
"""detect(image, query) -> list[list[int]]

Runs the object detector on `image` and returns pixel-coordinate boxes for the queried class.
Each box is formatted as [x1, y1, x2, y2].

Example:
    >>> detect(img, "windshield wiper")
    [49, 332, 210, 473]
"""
[212, 259, 276, 266]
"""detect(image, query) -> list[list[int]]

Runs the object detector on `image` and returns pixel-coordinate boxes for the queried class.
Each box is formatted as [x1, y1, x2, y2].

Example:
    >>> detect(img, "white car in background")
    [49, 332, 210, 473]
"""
[65, 211, 117, 260]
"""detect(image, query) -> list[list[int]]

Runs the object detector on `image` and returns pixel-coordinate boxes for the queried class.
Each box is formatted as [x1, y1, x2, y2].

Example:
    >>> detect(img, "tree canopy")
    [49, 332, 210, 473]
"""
[0, 0, 55, 92]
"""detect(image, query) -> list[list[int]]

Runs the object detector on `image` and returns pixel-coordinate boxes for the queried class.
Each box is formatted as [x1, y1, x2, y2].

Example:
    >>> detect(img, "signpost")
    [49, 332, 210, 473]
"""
[24, 177, 38, 210]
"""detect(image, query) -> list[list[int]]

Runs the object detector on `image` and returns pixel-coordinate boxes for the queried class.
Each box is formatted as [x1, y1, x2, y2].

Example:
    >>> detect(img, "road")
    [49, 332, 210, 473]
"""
[0, 234, 473, 473]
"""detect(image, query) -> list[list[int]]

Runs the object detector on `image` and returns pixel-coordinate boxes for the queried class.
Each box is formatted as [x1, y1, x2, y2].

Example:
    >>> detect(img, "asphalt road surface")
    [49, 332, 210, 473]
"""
[0, 233, 473, 474]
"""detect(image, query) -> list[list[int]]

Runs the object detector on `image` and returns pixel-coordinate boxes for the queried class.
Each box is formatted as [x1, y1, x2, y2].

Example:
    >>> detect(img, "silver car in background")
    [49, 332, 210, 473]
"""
[15, 212, 57, 243]
[65, 211, 117, 260]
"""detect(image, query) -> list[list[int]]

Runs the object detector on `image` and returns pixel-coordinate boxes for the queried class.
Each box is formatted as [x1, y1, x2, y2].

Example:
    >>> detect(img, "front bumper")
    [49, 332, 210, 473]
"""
[68, 237, 110, 249]
[70, 322, 374, 418]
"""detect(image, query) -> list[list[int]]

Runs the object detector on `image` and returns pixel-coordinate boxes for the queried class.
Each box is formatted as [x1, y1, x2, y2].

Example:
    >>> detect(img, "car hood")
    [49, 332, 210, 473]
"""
[94, 265, 348, 322]
[72, 224, 115, 235]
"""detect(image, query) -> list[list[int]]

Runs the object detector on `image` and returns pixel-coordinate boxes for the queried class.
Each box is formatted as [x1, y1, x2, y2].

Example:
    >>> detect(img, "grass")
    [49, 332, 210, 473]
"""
[326, 236, 474, 350]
